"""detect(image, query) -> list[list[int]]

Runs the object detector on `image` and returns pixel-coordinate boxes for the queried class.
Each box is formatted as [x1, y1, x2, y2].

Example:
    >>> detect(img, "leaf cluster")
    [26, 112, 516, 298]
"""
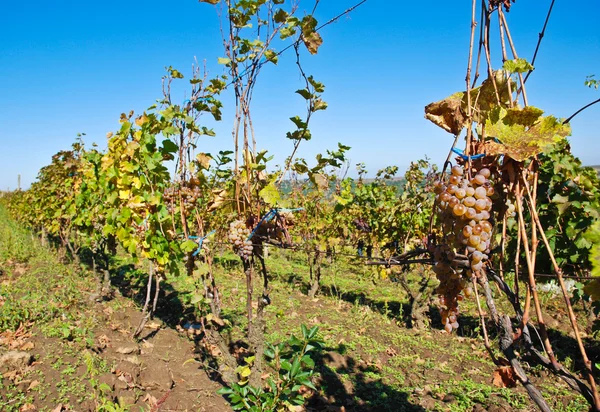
[217, 325, 323, 411]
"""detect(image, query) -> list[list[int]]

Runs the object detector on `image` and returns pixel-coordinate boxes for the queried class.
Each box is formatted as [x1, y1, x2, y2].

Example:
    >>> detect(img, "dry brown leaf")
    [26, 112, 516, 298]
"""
[492, 365, 517, 388]
[20, 342, 34, 351]
[424, 94, 466, 135]
[51, 404, 64, 412]
[98, 334, 111, 345]
[143, 393, 158, 408]
[27, 380, 40, 391]
[19, 403, 36, 411]
[3, 370, 18, 380]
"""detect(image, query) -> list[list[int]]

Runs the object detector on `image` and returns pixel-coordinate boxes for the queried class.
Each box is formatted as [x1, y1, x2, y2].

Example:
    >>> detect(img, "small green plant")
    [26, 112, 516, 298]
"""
[218, 325, 323, 411]
[97, 399, 130, 412]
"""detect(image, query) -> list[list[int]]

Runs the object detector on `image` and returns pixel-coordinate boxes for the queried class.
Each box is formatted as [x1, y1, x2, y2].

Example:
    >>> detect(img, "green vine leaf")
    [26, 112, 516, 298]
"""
[503, 58, 533, 74]
[484, 106, 571, 162]
[181, 239, 199, 253]
[259, 180, 281, 206]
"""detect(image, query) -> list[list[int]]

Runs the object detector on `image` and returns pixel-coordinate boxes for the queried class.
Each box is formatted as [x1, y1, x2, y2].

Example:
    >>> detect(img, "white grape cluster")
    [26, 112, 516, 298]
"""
[431, 164, 495, 332]
[228, 220, 253, 261]
[163, 184, 201, 215]
[504, 197, 516, 218]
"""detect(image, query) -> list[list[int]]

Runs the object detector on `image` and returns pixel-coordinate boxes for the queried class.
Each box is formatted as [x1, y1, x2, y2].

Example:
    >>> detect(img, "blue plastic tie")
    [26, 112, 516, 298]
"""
[182, 97, 214, 106]
[248, 209, 277, 241]
[451, 147, 485, 161]
[192, 230, 216, 257]
[230, 58, 268, 84]
[247, 207, 304, 241]
[276, 207, 304, 213]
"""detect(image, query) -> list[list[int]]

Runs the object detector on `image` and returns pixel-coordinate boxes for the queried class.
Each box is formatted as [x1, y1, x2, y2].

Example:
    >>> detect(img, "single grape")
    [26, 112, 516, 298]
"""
[462, 225, 473, 237]
[453, 203, 467, 216]
[474, 186, 487, 200]
[451, 165, 464, 176]
[463, 196, 476, 207]
[448, 196, 460, 209]
[465, 208, 477, 219]
[473, 174, 486, 186]
[440, 192, 451, 203]
[471, 251, 483, 263]
[475, 199, 487, 211]
[481, 221, 492, 233]
[468, 235, 481, 247]
[479, 168, 491, 178]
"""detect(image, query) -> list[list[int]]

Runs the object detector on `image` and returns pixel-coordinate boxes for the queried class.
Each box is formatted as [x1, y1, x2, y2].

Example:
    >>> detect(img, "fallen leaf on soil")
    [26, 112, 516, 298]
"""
[145, 321, 162, 330]
[116, 346, 138, 355]
[20, 342, 34, 351]
[117, 372, 135, 387]
[385, 347, 397, 357]
[19, 403, 35, 411]
[492, 366, 517, 388]
[3, 370, 18, 380]
[51, 404, 64, 412]
[27, 380, 40, 391]
[143, 393, 158, 408]
[125, 355, 141, 365]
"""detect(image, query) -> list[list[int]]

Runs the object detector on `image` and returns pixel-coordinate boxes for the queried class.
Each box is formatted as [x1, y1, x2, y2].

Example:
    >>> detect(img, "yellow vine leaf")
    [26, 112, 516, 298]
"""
[484, 106, 571, 162]
[196, 153, 212, 170]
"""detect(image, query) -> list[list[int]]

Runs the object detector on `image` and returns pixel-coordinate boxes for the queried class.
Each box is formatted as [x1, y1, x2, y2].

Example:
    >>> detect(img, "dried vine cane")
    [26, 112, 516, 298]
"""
[478, 269, 552, 412]
[514, 180, 559, 368]
[521, 171, 600, 411]
[486, 268, 597, 404]
[472, 274, 496, 363]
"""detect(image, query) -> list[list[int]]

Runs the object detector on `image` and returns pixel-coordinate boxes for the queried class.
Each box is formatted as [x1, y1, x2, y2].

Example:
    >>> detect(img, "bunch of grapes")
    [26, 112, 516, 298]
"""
[163, 184, 201, 214]
[431, 164, 495, 332]
[504, 197, 516, 218]
[163, 186, 178, 214]
[228, 220, 253, 261]
[180, 185, 201, 212]
[132, 219, 148, 237]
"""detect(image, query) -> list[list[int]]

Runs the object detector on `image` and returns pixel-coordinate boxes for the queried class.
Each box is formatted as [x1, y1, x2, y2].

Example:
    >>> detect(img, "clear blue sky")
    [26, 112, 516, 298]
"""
[1, 1, 599, 190]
